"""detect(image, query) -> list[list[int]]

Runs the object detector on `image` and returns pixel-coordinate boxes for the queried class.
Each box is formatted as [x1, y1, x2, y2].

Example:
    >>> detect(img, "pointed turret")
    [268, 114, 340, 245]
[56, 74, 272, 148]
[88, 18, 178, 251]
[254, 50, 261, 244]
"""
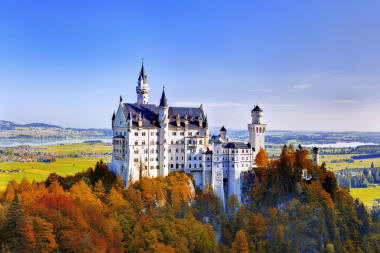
[112, 111, 116, 121]
[159, 87, 168, 107]
[136, 60, 150, 104]
[138, 60, 147, 82]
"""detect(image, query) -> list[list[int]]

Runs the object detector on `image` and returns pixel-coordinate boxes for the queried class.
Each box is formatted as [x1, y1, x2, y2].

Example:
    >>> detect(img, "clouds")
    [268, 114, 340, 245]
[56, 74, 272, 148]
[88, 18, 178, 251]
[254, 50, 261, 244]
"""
[332, 100, 360, 104]
[171, 101, 244, 108]
[292, 84, 310, 91]
[249, 88, 272, 93]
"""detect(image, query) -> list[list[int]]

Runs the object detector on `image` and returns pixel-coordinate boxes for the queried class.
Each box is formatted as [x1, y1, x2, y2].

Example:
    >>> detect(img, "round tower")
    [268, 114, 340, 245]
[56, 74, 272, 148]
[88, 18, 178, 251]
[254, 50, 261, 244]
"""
[251, 105, 263, 124]
[136, 60, 150, 104]
[248, 105, 266, 159]
[158, 87, 169, 177]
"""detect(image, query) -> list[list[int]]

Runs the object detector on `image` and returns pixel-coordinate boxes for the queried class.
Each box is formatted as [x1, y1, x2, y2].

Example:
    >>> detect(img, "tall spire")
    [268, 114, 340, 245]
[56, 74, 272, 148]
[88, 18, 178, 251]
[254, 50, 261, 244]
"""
[136, 60, 150, 104]
[159, 85, 168, 107]
[138, 58, 147, 82]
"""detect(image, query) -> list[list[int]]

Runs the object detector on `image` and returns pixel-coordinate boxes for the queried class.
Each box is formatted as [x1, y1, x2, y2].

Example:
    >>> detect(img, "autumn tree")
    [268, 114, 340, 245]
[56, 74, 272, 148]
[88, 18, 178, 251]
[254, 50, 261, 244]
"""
[255, 148, 269, 168]
[232, 230, 249, 253]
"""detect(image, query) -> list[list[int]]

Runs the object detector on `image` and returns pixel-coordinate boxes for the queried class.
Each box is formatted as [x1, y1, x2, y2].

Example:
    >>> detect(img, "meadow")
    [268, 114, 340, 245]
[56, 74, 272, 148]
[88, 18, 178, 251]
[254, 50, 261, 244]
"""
[320, 153, 380, 171]
[350, 185, 380, 207]
[0, 142, 112, 191]
[38, 142, 112, 154]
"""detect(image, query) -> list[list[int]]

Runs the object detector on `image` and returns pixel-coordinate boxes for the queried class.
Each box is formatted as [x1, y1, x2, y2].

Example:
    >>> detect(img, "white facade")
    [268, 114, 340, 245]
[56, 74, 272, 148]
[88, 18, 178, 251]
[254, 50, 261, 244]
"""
[248, 105, 266, 158]
[109, 63, 267, 204]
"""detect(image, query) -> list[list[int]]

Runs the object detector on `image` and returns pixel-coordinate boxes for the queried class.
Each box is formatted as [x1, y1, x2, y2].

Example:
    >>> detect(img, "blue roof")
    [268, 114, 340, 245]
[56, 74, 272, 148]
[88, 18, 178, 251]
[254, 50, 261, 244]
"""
[222, 142, 251, 149]
[121, 103, 206, 129]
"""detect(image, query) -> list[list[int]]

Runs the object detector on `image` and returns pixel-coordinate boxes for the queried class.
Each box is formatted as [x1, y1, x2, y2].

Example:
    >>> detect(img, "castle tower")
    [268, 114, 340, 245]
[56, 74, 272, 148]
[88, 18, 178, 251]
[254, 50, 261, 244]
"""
[158, 87, 169, 177]
[136, 60, 150, 104]
[312, 147, 319, 165]
[248, 105, 266, 159]
[220, 126, 227, 141]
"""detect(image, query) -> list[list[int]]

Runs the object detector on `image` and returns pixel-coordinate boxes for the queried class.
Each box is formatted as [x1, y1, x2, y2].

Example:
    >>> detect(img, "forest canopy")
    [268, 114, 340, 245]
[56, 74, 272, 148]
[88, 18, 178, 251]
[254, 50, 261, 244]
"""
[0, 147, 379, 253]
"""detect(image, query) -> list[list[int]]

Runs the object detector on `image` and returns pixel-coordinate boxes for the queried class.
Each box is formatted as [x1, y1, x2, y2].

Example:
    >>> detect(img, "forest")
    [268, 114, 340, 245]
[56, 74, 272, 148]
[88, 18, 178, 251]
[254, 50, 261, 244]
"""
[0, 146, 379, 253]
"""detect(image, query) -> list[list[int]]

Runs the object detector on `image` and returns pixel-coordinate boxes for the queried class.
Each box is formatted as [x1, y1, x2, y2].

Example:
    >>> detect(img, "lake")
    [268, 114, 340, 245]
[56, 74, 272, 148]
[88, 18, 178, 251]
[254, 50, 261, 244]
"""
[0, 138, 112, 147]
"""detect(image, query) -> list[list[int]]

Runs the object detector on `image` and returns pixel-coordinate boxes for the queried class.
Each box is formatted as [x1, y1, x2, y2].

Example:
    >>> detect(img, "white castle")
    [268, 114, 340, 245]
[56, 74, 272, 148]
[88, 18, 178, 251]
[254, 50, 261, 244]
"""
[109, 62, 266, 204]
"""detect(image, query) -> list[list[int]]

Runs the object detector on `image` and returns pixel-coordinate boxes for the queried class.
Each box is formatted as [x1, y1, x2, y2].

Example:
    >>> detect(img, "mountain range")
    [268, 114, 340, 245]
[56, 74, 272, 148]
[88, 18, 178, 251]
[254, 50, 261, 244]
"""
[0, 120, 112, 139]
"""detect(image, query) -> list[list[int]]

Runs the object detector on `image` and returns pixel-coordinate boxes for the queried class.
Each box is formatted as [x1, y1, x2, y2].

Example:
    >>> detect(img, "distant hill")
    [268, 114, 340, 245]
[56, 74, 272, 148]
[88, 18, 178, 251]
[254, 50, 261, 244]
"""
[0, 120, 112, 139]
[210, 126, 380, 145]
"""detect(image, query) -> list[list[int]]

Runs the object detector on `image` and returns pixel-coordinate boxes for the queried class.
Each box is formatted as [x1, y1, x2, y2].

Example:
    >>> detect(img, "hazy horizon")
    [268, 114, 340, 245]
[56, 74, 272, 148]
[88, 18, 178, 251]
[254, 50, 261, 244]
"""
[1, 1, 380, 131]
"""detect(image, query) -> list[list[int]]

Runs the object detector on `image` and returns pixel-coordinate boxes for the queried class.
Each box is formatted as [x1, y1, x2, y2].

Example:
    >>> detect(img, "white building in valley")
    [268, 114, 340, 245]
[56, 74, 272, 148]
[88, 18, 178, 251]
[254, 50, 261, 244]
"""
[109, 62, 266, 203]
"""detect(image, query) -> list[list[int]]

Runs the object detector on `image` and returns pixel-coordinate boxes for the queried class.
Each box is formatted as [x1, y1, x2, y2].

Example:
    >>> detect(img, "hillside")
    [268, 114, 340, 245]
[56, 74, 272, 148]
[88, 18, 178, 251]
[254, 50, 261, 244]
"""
[0, 120, 112, 140]
[0, 150, 379, 252]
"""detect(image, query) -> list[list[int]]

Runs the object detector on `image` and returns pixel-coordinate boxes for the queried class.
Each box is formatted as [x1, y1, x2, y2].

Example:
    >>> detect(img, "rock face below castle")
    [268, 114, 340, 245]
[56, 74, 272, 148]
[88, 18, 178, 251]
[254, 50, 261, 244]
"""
[109, 62, 266, 204]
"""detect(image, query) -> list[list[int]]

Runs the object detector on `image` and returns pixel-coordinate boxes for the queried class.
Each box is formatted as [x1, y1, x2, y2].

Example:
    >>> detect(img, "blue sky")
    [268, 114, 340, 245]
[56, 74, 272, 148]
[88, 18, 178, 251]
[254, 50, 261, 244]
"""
[1, 0, 379, 131]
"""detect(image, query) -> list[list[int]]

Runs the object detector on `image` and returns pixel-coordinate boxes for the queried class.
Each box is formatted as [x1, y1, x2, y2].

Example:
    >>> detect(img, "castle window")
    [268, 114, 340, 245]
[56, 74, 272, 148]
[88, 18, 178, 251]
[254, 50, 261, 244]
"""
[169, 149, 171, 152]
[134, 132, 138, 136]
[181, 141, 184, 144]
[189, 164, 191, 168]
[150, 166, 154, 170]
[142, 141, 145, 145]
[188, 156, 192, 160]
[188, 132, 192, 136]
[200, 164, 202, 168]
[170, 164, 173, 168]
[156, 166, 159, 169]
[134, 150, 138, 154]
[134, 158, 138, 162]
[171, 141, 174, 144]
[142, 132, 146, 136]
[180, 132, 184, 136]
[135, 141, 138, 145]
[199, 140, 202, 144]
[156, 132, 159, 136]
[176, 148, 178, 152]
[156, 158, 159, 161]
[151, 132, 154, 136]
[173, 132, 177, 136]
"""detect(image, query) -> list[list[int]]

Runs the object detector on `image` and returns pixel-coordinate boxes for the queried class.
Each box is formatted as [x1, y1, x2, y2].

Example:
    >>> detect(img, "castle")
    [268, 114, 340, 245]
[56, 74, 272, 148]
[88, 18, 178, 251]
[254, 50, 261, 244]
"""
[109, 62, 266, 204]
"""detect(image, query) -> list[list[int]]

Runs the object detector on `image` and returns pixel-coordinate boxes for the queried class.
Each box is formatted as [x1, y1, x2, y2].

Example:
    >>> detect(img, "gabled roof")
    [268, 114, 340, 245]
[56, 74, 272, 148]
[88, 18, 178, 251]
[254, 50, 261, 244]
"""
[222, 142, 251, 149]
[120, 103, 206, 128]
[220, 126, 226, 132]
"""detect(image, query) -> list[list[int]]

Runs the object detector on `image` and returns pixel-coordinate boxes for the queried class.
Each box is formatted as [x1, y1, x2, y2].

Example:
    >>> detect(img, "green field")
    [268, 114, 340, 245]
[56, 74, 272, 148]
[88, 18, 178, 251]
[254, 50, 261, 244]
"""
[320, 153, 380, 207]
[0, 143, 112, 191]
[350, 185, 380, 207]
[39, 142, 112, 154]
[320, 154, 380, 171]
